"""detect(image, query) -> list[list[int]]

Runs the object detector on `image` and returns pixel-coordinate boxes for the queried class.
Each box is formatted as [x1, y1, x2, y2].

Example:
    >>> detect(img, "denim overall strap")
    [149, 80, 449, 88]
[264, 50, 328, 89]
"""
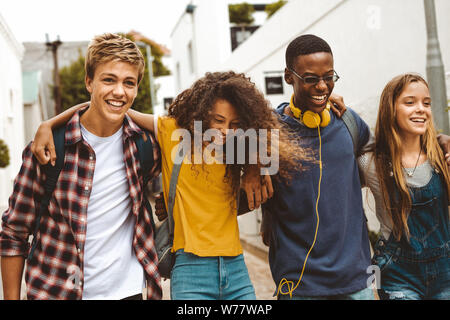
[373, 171, 450, 300]
[404, 170, 449, 255]
[378, 170, 450, 262]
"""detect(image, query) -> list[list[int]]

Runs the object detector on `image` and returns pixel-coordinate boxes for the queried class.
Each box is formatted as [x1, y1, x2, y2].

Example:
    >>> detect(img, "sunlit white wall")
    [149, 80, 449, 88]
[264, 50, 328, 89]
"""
[222, 0, 450, 130]
[0, 13, 24, 210]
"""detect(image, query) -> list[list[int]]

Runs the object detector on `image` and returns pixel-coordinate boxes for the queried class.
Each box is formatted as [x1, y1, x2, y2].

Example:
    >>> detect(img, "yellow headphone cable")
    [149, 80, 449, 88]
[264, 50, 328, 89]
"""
[276, 121, 323, 299]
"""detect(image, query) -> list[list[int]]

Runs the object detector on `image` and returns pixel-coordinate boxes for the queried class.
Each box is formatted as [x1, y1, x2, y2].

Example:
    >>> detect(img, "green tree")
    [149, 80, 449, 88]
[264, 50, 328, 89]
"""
[59, 50, 90, 113]
[229, 2, 255, 25]
[123, 32, 171, 114]
[265, 0, 287, 19]
[58, 33, 170, 114]
[0, 139, 10, 168]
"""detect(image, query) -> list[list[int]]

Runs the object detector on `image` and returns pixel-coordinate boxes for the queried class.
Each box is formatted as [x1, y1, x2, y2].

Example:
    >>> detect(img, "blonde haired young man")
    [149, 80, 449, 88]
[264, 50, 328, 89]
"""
[0, 33, 161, 300]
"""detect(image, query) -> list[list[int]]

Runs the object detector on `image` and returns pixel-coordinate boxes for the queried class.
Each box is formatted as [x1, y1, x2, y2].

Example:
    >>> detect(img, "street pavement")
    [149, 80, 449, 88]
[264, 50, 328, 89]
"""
[242, 238, 277, 300]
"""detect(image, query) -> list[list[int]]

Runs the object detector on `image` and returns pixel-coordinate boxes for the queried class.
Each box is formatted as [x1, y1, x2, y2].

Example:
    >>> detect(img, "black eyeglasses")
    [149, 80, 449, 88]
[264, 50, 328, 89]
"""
[289, 68, 340, 85]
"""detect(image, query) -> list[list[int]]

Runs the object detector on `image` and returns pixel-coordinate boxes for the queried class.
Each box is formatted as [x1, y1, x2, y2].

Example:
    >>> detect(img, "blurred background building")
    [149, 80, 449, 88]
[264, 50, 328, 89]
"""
[172, 0, 450, 130]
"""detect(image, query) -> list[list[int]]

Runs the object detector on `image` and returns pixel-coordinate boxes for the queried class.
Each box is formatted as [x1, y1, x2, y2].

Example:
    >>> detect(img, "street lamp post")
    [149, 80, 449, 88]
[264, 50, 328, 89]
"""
[46, 34, 63, 115]
[424, 0, 449, 134]
[136, 41, 156, 111]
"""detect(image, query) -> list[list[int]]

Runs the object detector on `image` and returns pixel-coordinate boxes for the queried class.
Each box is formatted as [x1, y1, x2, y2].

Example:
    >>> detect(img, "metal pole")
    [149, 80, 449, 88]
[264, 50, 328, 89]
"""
[145, 44, 156, 109]
[46, 34, 63, 115]
[136, 41, 156, 112]
[424, 0, 449, 134]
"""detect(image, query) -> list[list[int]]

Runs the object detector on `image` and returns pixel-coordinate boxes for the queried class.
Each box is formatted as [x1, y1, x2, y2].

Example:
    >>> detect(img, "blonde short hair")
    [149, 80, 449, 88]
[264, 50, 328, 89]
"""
[85, 33, 145, 83]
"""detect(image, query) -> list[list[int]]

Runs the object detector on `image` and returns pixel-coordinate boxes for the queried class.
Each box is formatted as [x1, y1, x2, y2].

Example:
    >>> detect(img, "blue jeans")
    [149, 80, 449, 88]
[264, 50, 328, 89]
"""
[170, 250, 256, 300]
[278, 287, 375, 300]
[373, 237, 450, 300]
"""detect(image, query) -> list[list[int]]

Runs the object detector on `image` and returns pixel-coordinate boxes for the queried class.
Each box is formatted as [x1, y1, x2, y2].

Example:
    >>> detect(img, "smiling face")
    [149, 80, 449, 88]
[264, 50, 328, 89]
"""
[285, 52, 335, 114]
[84, 60, 139, 135]
[395, 80, 432, 139]
[208, 99, 241, 145]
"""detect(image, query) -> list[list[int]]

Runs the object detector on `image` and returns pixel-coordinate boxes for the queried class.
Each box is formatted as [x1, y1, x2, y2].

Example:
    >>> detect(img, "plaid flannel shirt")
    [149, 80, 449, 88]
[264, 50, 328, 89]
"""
[0, 108, 162, 300]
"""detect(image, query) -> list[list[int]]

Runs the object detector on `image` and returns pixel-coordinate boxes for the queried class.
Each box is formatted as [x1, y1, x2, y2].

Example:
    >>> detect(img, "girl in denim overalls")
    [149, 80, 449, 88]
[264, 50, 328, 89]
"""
[359, 73, 450, 300]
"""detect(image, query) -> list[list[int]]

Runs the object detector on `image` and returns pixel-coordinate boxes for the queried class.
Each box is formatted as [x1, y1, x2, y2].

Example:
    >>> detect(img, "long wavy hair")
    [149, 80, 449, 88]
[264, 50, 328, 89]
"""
[168, 71, 313, 198]
[374, 73, 450, 241]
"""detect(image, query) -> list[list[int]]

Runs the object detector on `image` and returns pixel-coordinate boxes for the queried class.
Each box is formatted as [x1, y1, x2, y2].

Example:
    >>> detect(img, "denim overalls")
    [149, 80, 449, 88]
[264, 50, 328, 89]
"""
[372, 170, 450, 300]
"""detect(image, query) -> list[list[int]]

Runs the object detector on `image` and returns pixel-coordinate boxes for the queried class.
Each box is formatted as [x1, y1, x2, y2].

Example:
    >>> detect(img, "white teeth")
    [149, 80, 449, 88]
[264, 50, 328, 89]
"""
[312, 95, 327, 101]
[107, 100, 125, 107]
[411, 118, 425, 123]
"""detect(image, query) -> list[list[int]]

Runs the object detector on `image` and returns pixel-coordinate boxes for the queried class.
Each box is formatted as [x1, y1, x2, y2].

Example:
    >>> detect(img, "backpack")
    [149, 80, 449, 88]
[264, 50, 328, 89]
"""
[27, 126, 157, 261]
[260, 109, 362, 246]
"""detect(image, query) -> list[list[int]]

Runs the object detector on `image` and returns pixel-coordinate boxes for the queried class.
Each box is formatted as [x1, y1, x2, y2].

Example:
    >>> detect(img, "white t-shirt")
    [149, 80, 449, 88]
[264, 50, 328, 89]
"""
[80, 124, 144, 300]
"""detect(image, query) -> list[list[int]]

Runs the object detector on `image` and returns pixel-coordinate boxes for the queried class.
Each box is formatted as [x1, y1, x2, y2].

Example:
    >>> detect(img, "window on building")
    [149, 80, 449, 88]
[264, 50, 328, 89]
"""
[9, 89, 14, 112]
[163, 97, 174, 111]
[265, 75, 284, 95]
[7, 89, 15, 121]
[187, 41, 194, 74]
[230, 26, 259, 51]
[176, 62, 181, 92]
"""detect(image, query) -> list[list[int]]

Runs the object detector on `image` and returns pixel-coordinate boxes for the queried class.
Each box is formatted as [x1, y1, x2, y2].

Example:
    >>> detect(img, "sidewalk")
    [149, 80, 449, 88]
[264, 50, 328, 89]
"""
[240, 234, 276, 300]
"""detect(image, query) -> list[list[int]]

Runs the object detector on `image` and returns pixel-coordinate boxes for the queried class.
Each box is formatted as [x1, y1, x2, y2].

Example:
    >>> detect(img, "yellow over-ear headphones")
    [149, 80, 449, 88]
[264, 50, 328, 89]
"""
[289, 95, 331, 128]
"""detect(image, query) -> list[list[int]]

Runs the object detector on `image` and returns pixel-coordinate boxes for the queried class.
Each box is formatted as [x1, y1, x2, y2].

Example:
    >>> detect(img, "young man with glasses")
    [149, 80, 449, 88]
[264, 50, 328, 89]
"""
[262, 34, 375, 300]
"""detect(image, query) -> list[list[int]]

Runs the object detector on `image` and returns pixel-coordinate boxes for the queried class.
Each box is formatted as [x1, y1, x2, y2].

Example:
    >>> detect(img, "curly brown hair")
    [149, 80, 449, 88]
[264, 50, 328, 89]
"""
[168, 71, 314, 198]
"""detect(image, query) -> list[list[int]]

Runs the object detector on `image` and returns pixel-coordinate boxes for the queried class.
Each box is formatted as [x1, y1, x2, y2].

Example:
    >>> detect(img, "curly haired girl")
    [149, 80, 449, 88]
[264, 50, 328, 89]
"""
[30, 71, 317, 300]
[129, 71, 312, 299]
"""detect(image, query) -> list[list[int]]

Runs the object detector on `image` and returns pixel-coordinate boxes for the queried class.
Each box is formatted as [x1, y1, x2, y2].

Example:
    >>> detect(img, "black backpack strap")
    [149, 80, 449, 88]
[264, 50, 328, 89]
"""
[341, 109, 359, 156]
[341, 109, 371, 223]
[166, 143, 187, 238]
[134, 130, 154, 188]
[28, 126, 66, 261]
[134, 130, 157, 232]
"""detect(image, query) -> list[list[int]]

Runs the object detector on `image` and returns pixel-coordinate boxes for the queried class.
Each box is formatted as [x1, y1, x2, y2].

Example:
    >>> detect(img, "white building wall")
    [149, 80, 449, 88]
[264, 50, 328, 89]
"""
[193, 0, 232, 76]
[171, 0, 233, 92]
[24, 102, 43, 145]
[171, 11, 195, 92]
[0, 14, 24, 210]
[222, 0, 450, 130]
[153, 74, 174, 116]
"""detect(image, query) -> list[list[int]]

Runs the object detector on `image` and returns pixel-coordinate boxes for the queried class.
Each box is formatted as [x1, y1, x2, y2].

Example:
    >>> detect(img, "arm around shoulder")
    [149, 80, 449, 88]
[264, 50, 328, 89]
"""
[31, 101, 90, 165]
[437, 134, 450, 167]
[127, 109, 155, 133]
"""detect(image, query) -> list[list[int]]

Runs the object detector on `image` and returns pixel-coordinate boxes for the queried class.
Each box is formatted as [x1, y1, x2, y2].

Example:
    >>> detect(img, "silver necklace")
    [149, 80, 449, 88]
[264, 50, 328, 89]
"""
[402, 145, 423, 177]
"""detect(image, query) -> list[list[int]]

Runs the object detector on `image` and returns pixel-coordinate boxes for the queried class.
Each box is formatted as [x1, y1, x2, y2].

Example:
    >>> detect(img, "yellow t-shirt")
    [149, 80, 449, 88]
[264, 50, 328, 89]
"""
[157, 116, 242, 257]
